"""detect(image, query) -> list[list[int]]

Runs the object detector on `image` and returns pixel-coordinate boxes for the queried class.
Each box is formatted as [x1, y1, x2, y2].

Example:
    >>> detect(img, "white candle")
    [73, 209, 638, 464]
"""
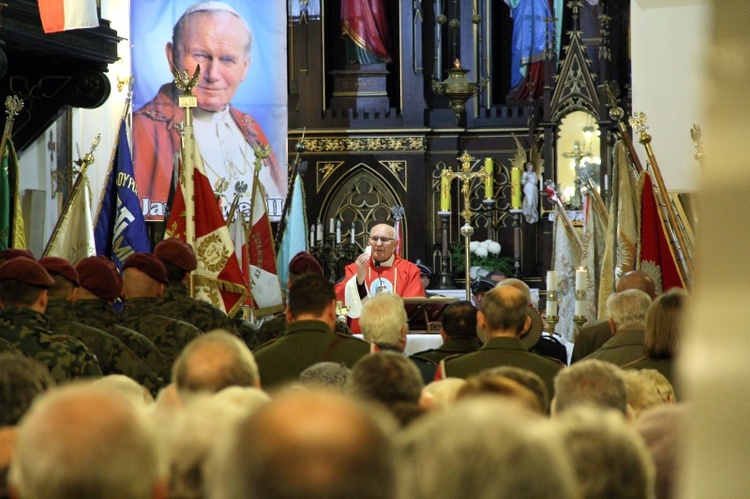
[316, 220, 323, 241]
[309, 224, 315, 246]
[350, 225, 355, 244]
[546, 271, 558, 317]
[336, 220, 341, 244]
[575, 268, 587, 316]
[329, 218, 335, 234]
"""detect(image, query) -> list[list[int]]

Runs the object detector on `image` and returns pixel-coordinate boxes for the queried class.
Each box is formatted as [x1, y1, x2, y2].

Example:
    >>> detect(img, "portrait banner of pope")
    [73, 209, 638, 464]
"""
[130, 0, 288, 222]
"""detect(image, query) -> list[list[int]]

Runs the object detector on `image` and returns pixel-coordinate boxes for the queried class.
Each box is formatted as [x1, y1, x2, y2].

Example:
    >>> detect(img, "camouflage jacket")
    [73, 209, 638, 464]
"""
[0, 307, 102, 382]
[73, 299, 172, 381]
[120, 298, 203, 362]
[46, 300, 165, 394]
[162, 283, 239, 334]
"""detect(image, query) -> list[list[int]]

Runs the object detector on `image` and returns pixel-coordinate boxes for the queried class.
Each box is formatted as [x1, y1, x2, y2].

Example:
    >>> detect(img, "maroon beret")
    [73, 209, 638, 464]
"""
[154, 238, 198, 272]
[0, 257, 55, 288]
[76, 256, 122, 302]
[288, 251, 323, 277]
[0, 248, 35, 262]
[122, 253, 169, 284]
[39, 257, 80, 287]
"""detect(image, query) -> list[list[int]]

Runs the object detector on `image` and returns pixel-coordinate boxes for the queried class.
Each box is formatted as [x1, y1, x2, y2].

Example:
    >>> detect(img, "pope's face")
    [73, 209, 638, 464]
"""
[169, 11, 250, 112]
[368, 225, 396, 262]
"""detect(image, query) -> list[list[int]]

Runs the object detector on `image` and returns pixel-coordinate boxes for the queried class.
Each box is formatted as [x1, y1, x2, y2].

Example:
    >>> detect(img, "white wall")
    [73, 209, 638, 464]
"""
[631, 0, 711, 192]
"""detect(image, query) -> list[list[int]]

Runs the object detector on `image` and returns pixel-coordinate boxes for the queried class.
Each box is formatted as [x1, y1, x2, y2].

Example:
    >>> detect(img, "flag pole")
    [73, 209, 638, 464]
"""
[0, 96, 23, 162]
[173, 65, 200, 296]
[245, 144, 271, 310]
[42, 134, 101, 257]
[274, 127, 306, 254]
[1, 96, 25, 250]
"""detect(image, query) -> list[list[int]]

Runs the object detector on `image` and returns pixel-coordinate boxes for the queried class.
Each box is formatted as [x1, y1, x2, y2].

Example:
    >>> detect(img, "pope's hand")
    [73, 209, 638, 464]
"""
[355, 253, 370, 284]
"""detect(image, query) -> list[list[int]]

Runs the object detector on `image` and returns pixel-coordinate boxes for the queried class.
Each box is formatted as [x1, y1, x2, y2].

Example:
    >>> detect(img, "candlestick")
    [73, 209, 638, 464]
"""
[440, 171, 451, 212]
[511, 166, 521, 209]
[484, 158, 494, 199]
[336, 220, 342, 244]
[546, 270, 558, 317]
[309, 224, 315, 247]
[316, 220, 323, 242]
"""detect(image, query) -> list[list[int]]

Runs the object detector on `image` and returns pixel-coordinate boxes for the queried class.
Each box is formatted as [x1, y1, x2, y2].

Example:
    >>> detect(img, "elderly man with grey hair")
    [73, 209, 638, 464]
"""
[396, 397, 576, 499]
[359, 293, 436, 383]
[172, 330, 261, 397]
[582, 289, 653, 366]
[9, 383, 167, 499]
[551, 359, 630, 418]
[555, 405, 656, 499]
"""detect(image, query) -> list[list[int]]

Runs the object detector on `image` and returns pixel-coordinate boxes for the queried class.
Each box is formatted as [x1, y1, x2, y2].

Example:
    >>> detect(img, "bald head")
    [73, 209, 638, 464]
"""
[214, 390, 395, 499]
[617, 270, 656, 298]
[479, 286, 531, 338]
[10, 384, 165, 499]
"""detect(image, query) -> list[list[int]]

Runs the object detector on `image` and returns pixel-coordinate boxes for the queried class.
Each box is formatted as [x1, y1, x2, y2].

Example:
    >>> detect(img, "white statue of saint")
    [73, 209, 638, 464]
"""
[522, 162, 539, 224]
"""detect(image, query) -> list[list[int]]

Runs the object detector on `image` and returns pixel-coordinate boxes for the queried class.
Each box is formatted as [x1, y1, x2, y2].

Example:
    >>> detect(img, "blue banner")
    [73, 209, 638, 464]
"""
[94, 120, 151, 268]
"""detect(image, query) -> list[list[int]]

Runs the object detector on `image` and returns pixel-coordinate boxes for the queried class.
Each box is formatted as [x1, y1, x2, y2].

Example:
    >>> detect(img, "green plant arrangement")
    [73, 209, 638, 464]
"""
[450, 239, 515, 278]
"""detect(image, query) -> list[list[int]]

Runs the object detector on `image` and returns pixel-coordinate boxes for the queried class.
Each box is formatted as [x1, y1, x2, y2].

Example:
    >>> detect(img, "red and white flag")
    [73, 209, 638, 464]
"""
[39, 0, 98, 33]
[165, 142, 249, 317]
[245, 180, 284, 316]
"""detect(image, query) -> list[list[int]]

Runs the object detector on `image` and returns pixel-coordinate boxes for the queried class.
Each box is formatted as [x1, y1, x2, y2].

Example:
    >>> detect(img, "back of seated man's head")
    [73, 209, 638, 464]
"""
[556, 405, 656, 499]
[606, 289, 652, 331]
[486, 270, 507, 284]
[346, 352, 424, 424]
[359, 293, 407, 350]
[496, 278, 532, 305]
[0, 257, 55, 310]
[10, 383, 166, 499]
[552, 359, 629, 416]
[0, 353, 54, 427]
[286, 273, 336, 320]
[122, 253, 169, 299]
[440, 301, 478, 339]
[211, 389, 396, 499]
[486, 366, 549, 414]
[616, 269, 657, 298]
[172, 330, 260, 396]
[480, 286, 529, 337]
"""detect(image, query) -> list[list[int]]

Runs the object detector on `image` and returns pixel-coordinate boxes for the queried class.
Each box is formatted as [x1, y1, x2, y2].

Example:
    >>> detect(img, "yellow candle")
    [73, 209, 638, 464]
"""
[440, 172, 451, 212]
[484, 158, 494, 199]
[511, 166, 521, 209]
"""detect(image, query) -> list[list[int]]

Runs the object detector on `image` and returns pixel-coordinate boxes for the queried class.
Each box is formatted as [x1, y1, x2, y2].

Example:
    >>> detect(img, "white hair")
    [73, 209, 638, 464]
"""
[9, 383, 165, 499]
[359, 293, 407, 349]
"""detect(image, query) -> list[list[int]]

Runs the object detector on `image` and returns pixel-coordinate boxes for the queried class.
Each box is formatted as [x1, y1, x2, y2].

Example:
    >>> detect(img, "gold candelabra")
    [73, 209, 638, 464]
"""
[441, 150, 490, 300]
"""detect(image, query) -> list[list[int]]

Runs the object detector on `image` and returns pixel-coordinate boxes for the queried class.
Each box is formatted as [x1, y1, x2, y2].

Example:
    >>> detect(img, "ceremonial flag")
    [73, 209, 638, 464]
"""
[551, 213, 580, 343]
[597, 141, 638, 317]
[166, 139, 249, 316]
[246, 178, 284, 316]
[277, 173, 308, 285]
[39, 0, 98, 33]
[43, 173, 96, 265]
[0, 139, 26, 250]
[94, 120, 150, 269]
[637, 172, 684, 293]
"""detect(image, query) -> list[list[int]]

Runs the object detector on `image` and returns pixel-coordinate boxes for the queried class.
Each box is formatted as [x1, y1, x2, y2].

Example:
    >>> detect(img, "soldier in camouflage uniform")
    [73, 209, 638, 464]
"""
[39, 256, 165, 394]
[74, 256, 172, 381]
[120, 253, 202, 362]
[0, 257, 102, 382]
[153, 238, 239, 334]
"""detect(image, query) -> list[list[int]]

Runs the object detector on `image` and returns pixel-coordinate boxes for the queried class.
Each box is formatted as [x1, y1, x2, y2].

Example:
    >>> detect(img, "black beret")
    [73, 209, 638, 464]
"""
[288, 251, 323, 277]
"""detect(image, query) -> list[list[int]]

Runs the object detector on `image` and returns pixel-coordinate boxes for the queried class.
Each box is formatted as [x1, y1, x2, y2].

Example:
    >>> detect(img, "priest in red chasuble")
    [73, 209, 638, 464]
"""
[335, 224, 425, 333]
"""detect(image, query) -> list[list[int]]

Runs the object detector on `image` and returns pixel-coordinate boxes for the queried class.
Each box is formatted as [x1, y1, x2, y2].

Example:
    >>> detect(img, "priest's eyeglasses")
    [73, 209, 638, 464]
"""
[369, 236, 394, 243]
